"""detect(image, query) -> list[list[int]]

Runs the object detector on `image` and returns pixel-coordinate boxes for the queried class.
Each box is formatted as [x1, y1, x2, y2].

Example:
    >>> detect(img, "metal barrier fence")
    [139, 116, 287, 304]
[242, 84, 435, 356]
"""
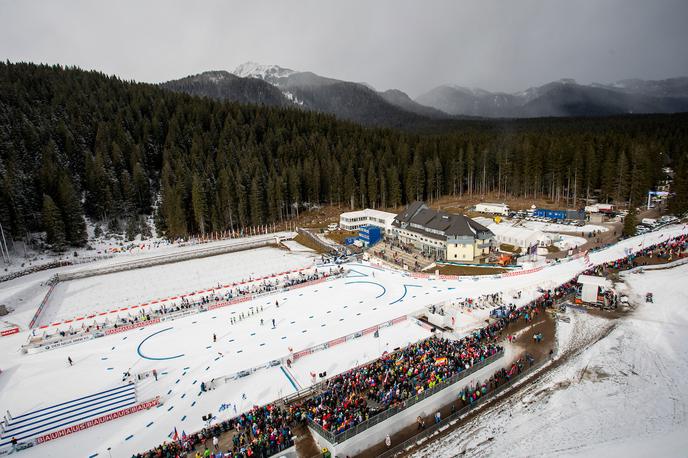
[307, 350, 505, 444]
[377, 356, 547, 458]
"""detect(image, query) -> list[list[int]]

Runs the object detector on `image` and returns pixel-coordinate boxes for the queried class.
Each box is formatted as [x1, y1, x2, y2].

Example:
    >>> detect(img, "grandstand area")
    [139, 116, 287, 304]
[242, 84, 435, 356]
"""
[0, 225, 686, 457]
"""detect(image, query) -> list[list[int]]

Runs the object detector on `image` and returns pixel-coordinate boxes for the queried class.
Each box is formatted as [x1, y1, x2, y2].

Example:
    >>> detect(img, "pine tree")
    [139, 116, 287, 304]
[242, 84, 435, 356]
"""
[623, 207, 637, 237]
[57, 175, 87, 246]
[669, 153, 688, 215]
[191, 174, 208, 235]
[42, 194, 66, 248]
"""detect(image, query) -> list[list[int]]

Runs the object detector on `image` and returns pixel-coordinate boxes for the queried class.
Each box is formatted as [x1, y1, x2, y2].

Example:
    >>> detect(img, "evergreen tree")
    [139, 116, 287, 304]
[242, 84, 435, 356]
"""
[623, 207, 638, 237]
[42, 194, 66, 248]
[57, 175, 87, 246]
[191, 174, 208, 235]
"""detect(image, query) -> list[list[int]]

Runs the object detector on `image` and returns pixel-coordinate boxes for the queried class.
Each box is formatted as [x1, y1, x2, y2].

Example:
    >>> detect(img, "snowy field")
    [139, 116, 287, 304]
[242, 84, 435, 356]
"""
[413, 262, 688, 457]
[0, 224, 686, 457]
[42, 246, 315, 326]
[521, 220, 608, 234]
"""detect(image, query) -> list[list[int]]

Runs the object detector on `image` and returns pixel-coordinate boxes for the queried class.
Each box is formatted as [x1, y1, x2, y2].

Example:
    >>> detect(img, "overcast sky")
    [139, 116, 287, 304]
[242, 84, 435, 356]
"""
[1, 0, 687, 97]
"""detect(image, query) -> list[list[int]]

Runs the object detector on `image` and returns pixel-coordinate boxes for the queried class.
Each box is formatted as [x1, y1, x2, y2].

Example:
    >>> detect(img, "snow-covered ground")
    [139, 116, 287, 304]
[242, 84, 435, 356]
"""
[413, 262, 688, 457]
[42, 246, 314, 326]
[553, 233, 587, 250]
[521, 220, 608, 234]
[0, 224, 685, 457]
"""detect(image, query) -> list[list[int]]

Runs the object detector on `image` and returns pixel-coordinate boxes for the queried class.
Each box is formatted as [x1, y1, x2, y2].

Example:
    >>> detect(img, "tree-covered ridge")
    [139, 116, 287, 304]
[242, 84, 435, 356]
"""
[1, 62, 687, 245]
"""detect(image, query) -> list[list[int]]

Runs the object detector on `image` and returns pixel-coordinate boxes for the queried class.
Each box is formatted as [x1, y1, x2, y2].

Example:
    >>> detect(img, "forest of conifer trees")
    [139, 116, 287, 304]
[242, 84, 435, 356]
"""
[1, 62, 687, 246]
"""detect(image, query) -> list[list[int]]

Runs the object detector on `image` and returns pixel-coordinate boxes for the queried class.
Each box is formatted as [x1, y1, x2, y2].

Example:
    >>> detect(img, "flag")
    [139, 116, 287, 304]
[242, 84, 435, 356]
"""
[435, 357, 448, 366]
[181, 430, 187, 441]
[170, 427, 179, 442]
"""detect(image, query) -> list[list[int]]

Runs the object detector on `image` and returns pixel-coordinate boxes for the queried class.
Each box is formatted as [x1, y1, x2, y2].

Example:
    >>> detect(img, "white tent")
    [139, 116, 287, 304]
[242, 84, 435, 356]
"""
[577, 274, 613, 303]
[488, 223, 552, 249]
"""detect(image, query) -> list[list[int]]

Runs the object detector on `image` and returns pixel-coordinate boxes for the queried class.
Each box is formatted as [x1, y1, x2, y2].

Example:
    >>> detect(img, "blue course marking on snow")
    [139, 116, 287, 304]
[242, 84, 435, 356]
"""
[321, 324, 326, 327]
[125, 435, 134, 441]
[89, 453, 98, 458]
[308, 315, 313, 319]
[184, 366, 190, 370]
[167, 390, 172, 395]
[260, 343, 266, 346]
[282, 336, 287, 339]
[181, 394, 186, 399]
[339, 318, 344, 321]
[191, 401, 196, 407]
[205, 346, 211, 349]
[146, 421, 154, 428]
[181, 415, 187, 421]
[353, 262, 385, 271]
[228, 339, 234, 342]
[346, 268, 369, 278]
[326, 310, 331, 313]
[290, 321, 295, 324]
[122, 336, 127, 340]
[101, 357, 108, 360]
[192, 321, 197, 324]
[344, 280, 387, 299]
[302, 330, 307, 333]
[237, 350, 243, 353]
[299, 293, 303, 296]
[280, 366, 298, 391]
[111, 347, 115, 350]
[161, 371, 169, 375]
[167, 406, 174, 411]
[106, 367, 114, 370]
[250, 332, 256, 336]
[205, 366, 210, 371]
[175, 380, 180, 384]
[356, 313, 361, 316]
[389, 284, 422, 305]
[192, 380, 197, 385]
[214, 357, 220, 361]
[137, 327, 185, 360]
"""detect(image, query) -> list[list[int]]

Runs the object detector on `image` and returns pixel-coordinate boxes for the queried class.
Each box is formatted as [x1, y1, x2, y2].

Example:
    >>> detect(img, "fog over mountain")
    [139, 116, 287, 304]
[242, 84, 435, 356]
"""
[163, 63, 688, 123]
[2, 1, 687, 98]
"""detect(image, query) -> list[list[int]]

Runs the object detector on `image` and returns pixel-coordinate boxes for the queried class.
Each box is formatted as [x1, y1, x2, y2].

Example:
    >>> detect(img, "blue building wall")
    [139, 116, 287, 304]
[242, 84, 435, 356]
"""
[359, 225, 381, 246]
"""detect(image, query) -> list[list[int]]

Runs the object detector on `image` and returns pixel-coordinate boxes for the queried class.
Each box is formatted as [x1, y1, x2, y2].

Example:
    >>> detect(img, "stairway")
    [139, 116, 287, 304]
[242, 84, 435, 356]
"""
[0, 383, 136, 446]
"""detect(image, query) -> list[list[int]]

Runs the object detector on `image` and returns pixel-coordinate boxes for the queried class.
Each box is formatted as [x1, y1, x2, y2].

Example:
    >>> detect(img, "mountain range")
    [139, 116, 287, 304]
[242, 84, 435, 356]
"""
[162, 62, 688, 125]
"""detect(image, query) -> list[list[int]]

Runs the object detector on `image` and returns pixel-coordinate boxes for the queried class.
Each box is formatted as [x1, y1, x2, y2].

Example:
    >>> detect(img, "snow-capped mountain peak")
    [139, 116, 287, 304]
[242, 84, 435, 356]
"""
[232, 62, 296, 85]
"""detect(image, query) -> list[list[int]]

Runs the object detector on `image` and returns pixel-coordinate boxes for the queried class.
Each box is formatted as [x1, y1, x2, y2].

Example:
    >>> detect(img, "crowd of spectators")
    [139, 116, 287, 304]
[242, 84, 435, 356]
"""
[134, 233, 686, 457]
[134, 404, 294, 458]
[290, 335, 503, 435]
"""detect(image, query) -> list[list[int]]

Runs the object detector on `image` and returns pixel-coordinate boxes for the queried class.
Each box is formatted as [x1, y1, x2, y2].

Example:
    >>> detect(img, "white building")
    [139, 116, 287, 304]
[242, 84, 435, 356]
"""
[389, 201, 494, 262]
[339, 209, 397, 232]
[488, 223, 552, 249]
[474, 203, 510, 216]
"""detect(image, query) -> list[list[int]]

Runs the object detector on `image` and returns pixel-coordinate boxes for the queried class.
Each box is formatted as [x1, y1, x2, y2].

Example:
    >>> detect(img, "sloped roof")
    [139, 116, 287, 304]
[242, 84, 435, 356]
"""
[394, 202, 493, 239]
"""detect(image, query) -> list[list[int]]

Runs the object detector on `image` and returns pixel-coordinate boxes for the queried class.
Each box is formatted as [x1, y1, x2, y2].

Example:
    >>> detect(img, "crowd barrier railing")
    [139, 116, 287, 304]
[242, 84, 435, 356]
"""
[308, 349, 505, 444]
